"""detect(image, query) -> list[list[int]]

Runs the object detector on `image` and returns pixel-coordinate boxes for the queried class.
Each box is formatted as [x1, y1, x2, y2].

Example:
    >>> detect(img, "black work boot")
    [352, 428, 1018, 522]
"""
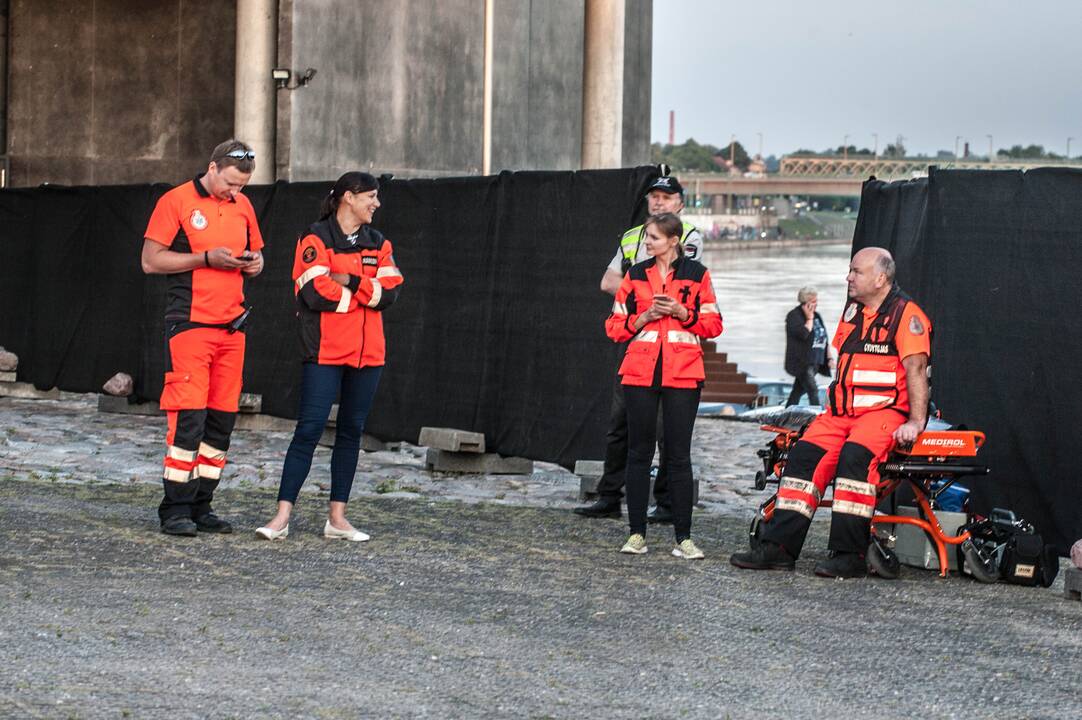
[813, 551, 867, 579]
[729, 542, 796, 571]
[646, 505, 674, 524]
[193, 512, 233, 534]
[161, 516, 198, 537]
[573, 498, 622, 519]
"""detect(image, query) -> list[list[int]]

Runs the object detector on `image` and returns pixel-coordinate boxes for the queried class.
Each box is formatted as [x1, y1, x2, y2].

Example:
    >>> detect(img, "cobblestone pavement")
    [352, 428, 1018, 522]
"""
[0, 395, 770, 518]
[1, 397, 1080, 719]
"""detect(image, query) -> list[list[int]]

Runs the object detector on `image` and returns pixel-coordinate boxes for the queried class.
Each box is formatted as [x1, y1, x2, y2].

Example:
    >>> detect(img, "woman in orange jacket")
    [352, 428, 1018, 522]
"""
[257, 172, 404, 541]
[605, 212, 722, 559]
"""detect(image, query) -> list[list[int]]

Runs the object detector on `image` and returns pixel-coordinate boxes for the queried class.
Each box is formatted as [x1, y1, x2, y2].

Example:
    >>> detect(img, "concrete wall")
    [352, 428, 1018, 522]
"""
[278, 0, 484, 181]
[490, 0, 585, 171]
[7, 0, 236, 187]
[279, 0, 650, 180]
[621, 0, 651, 166]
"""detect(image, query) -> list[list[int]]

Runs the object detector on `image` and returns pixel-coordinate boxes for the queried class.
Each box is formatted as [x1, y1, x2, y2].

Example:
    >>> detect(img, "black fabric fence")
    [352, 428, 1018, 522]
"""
[0, 167, 658, 467]
[853, 167, 1082, 552]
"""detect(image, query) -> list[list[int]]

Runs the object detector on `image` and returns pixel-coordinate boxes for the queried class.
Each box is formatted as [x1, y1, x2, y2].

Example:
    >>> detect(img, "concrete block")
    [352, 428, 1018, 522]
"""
[1066, 567, 1082, 602]
[237, 393, 262, 414]
[419, 427, 485, 453]
[97, 394, 164, 416]
[0, 349, 17, 371]
[579, 474, 601, 499]
[0, 382, 60, 400]
[318, 429, 400, 452]
[363, 434, 401, 452]
[425, 448, 531, 475]
[233, 413, 296, 433]
[574, 460, 605, 478]
[0, 371, 16, 383]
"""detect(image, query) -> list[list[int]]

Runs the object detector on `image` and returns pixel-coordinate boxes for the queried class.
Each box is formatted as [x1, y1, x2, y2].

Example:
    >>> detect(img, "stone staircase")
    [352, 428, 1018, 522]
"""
[700, 341, 759, 405]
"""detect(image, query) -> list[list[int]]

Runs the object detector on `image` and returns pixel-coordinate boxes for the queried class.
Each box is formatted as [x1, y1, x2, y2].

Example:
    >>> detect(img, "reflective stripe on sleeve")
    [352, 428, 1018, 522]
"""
[295, 265, 330, 289]
[336, 287, 353, 313]
[699, 303, 720, 315]
[667, 330, 700, 345]
[375, 266, 403, 279]
[366, 278, 382, 308]
[612, 301, 627, 314]
[631, 330, 659, 343]
[851, 369, 897, 385]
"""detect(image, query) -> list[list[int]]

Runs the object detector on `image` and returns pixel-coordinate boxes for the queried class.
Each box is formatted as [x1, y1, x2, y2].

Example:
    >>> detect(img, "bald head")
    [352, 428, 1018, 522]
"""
[847, 246, 896, 307]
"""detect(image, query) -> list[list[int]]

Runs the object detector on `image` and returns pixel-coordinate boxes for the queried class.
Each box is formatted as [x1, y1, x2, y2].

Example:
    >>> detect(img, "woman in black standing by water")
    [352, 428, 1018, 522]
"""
[784, 286, 833, 406]
[256, 172, 403, 541]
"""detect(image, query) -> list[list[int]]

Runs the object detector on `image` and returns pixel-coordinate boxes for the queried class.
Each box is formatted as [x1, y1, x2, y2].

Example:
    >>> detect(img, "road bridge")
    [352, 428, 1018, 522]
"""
[681, 156, 1082, 207]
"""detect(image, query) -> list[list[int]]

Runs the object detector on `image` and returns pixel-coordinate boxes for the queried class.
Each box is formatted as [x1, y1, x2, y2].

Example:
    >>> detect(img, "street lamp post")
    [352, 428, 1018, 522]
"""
[955, 136, 962, 160]
[987, 135, 994, 162]
[843, 134, 849, 161]
[872, 133, 878, 158]
[1068, 137, 1074, 160]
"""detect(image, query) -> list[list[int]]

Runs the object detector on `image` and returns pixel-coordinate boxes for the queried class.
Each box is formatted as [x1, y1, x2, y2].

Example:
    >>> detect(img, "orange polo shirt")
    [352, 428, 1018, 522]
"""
[145, 177, 264, 325]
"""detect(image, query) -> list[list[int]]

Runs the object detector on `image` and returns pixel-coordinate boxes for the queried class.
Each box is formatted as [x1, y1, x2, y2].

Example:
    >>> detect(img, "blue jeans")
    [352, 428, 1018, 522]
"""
[277, 363, 382, 504]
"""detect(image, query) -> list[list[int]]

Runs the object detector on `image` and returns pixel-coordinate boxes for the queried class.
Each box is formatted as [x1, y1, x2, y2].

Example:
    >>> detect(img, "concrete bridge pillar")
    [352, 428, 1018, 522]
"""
[234, 0, 277, 183]
[581, 0, 625, 169]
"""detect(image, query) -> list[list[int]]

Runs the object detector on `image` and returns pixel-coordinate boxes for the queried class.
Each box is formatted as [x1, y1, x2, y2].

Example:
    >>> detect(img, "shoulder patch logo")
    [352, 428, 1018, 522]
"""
[190, 209, 208, 230]
[843, 303, 857, 322]
[909, 315, 925, 335]
[302, 246, 317, 264]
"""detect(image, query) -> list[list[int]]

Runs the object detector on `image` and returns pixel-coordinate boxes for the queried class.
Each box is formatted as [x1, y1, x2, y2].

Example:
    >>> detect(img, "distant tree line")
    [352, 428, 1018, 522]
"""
[651, 138, 751, 172]
[652, 139, 1073, 171]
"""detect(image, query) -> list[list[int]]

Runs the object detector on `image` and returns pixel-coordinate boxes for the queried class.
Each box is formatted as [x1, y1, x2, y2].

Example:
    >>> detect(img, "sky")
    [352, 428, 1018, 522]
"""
[651, 0, 1082, 158]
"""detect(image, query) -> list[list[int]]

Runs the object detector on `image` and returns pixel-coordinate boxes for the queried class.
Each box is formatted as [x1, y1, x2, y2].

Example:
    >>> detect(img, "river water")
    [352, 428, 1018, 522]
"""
[700, 242, 851, 380]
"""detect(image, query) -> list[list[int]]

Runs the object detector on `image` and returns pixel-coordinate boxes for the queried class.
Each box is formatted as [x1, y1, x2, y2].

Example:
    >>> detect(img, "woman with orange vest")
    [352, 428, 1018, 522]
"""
[605, 212, 723, 559]
[257, 172, 404, 541]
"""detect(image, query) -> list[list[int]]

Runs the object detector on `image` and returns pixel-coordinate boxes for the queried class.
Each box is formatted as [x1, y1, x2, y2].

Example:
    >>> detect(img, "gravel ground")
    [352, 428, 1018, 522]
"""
[1, 396, 1080, 719]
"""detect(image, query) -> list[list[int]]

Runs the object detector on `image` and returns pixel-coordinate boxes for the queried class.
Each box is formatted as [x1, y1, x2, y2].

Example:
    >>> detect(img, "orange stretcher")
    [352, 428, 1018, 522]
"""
[749, 416, 990, 578]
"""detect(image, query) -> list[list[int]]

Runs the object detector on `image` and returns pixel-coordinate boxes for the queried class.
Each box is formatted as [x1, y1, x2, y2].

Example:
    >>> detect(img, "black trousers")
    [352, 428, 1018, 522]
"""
[595, 371, 671, 506]
[159, 408, 236, 522]
[785, 365, 819, 406]
[624, 384, 700, 541]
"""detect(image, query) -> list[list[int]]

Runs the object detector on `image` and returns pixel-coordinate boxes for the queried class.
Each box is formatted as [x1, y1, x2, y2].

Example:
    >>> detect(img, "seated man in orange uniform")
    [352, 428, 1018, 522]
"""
[731, 247, 931, 578]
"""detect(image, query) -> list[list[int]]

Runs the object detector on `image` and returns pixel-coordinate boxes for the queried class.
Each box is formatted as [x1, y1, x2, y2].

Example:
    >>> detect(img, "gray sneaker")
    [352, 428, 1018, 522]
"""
[672, 538, 704, 560]
[619, 533, 648, 555]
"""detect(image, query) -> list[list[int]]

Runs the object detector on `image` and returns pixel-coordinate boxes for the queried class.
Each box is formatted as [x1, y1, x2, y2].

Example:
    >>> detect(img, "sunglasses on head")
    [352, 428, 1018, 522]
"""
[224, 149, 255, 160]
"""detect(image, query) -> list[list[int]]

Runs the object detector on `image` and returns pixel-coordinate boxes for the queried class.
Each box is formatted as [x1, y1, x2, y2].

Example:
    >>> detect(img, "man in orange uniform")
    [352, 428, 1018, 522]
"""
[731, 247, 931, 578]
[141, 139, 265, 536]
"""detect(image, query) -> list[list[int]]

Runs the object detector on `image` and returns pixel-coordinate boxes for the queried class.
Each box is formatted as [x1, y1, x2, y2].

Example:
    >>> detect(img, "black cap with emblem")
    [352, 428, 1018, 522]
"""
[647, 175, 684, 196]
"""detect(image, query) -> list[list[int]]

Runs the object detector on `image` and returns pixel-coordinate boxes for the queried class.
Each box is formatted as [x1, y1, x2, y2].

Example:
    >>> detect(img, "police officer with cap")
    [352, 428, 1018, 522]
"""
[575, 174, 705, 522]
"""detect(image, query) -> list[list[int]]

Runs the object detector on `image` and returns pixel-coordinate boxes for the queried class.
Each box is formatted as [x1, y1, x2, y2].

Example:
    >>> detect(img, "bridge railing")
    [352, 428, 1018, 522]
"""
[778, 155, 1082, 179]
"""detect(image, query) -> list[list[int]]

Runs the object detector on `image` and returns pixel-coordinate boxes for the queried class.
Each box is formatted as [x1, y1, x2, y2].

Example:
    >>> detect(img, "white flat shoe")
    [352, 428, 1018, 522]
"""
[255, 524, 289, 541]
[324, 520, 370, 542]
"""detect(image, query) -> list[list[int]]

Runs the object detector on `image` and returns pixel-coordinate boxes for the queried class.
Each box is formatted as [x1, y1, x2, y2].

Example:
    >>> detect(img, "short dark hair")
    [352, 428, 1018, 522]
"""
[210, 139, 256, 174]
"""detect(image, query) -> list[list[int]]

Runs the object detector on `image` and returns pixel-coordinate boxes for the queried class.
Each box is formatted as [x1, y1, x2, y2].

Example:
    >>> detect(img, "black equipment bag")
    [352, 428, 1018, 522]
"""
[962, 508, 1059, 587]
